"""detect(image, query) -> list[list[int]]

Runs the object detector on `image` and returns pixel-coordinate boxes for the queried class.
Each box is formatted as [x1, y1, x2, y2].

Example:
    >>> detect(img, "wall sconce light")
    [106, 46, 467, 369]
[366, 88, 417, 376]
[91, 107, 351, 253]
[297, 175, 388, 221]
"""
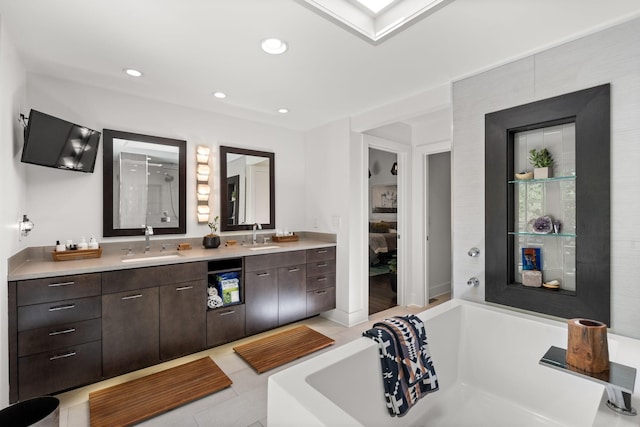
[390, 162, 398, 176]
[196, 145, 211, 223]
[19, 214, 34, 237]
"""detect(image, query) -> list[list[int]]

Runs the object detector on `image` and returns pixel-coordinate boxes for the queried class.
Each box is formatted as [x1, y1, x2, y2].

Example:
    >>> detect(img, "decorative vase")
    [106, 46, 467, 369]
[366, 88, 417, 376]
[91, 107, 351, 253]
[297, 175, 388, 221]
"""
[566, 318, 609, 373]
[533, 166, 552, 179]
[203, 235, 221, 249]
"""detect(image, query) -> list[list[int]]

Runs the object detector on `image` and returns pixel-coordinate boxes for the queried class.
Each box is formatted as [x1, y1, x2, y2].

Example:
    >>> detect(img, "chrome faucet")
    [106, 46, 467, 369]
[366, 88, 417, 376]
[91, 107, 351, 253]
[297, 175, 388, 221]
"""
[252, 223, 262, 245]
[540, 346, 637, 416]
[144, 226, 154, 253]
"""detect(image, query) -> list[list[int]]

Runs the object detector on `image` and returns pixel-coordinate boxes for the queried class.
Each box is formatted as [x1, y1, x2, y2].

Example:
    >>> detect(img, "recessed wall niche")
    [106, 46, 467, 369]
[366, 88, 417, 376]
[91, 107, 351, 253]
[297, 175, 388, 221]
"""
[485, 84, 610, 324]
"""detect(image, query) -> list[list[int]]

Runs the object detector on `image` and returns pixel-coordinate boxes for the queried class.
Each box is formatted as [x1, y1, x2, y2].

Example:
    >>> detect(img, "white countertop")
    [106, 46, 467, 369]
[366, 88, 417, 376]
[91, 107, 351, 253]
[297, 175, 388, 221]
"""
[8, 237, 336, 281]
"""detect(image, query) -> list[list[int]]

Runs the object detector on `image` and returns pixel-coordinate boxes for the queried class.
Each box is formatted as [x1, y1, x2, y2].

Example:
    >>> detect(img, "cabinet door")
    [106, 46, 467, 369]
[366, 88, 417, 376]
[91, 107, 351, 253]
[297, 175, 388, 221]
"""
[278, 264, 307, 325]
[102, 287, 159, 378]
[307, 287, 336, 317]
[159, 280, 206, 360]
[207, 304, 245, 347]
[245, 268, 278, 335]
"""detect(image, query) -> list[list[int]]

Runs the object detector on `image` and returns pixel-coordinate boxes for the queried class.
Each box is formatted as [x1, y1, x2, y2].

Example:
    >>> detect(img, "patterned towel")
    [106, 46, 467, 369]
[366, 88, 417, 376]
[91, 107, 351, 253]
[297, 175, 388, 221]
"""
[363, 315, 439, 416]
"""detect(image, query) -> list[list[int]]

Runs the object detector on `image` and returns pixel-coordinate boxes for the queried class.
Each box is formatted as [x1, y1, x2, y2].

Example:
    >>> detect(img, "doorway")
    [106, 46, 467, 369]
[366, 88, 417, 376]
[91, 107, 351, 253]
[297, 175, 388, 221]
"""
[368, 147, 399, 314]
[426, 151, 452, 302]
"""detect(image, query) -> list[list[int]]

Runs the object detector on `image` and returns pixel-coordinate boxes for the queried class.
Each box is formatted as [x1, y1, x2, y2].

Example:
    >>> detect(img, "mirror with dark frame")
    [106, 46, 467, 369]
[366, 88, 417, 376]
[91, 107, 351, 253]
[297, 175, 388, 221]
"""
[220, 145, 275, 231]
[103, 129, 186, 237]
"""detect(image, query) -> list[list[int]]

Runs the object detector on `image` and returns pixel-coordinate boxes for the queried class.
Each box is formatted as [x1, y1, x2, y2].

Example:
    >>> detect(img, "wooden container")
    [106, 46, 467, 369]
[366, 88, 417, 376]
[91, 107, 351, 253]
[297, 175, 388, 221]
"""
[51, 248, 102, 261]
[272, 234, 299, 242]
[566, 318, 609, 373]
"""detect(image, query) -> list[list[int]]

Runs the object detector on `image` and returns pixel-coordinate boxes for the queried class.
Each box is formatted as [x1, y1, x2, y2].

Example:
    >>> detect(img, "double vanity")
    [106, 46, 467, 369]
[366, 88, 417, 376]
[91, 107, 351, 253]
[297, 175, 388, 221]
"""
[7, 235, 336, 403]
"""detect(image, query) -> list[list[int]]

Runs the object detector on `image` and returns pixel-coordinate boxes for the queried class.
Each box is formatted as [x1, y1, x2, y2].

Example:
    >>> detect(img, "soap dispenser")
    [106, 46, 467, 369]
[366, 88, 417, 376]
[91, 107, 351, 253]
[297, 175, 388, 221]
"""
[88, 236, 99, 249]
[78, 237, 88, 250]
[55, 240, 66, 252]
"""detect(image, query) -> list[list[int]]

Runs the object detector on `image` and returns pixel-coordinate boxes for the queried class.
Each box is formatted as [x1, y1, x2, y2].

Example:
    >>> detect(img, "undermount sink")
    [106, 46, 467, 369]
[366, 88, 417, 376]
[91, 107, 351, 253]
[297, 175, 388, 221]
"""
[248, 245, 280, 251]
[121, 252, 184, 263]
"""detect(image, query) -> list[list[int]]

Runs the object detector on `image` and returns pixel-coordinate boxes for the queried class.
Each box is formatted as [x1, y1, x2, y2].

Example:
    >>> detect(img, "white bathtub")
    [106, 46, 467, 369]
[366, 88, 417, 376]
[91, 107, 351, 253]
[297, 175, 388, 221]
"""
[268, 300, 640, 426]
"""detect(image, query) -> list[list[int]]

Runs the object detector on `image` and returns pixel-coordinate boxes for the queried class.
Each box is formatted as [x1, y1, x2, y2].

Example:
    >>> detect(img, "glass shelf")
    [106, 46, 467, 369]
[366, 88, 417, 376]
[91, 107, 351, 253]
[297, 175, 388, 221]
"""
[508, 175, 576, 184]
[509, 231, 576, 238]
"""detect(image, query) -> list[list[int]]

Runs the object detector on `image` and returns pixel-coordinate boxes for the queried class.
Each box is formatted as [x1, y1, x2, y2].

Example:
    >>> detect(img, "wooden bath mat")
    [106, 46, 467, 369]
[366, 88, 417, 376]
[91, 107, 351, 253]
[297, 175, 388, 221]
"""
[233, 325, 334, 373]
[89, 357, 231, 427]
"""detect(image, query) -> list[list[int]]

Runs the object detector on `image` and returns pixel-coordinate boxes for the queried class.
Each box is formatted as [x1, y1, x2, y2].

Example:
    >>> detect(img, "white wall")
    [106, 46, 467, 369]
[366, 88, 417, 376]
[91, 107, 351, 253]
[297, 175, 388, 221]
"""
[23, 75, 306, 246]
[428, 151, 451, 297]
[452, 17, 640, 339]
[0, 19, 28, 407]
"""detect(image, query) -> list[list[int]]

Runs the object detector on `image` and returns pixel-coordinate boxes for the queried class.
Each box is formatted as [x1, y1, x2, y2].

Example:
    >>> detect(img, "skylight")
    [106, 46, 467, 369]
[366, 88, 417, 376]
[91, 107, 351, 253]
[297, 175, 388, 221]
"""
[300, 0, 451, 44]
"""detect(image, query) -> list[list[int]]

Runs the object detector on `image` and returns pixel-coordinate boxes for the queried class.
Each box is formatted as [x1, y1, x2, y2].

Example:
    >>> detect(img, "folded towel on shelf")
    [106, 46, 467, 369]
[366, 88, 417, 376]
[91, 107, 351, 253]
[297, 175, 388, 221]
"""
[363, 315, 439, 417]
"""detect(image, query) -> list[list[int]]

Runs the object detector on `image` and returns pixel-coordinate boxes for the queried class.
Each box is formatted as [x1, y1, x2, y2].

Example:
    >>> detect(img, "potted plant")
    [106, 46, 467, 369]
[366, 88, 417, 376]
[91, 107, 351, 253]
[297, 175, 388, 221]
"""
[388, 255, 397, 293]
[529, 148, 554, 179]
[203, 216, 221, 249]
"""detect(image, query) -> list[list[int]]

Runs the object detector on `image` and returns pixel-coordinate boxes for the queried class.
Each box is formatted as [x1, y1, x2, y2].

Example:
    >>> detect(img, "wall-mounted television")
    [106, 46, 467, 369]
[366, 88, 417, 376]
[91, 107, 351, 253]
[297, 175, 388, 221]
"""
[21, 109, 101, 173]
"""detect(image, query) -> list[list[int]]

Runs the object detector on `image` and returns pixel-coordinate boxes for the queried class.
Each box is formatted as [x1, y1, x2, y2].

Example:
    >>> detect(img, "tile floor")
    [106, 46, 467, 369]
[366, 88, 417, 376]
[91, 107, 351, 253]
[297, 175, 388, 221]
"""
[57, 295, 450, 427]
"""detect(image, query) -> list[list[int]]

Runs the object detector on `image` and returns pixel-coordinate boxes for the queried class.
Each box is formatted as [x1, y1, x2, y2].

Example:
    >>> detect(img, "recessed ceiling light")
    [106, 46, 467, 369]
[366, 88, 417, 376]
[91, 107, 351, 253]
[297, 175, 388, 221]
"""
[213, 91, 227, 99]
[261, 38, 288, 55]
[278, 108, 289, 114]
[123, 68, 143, 77]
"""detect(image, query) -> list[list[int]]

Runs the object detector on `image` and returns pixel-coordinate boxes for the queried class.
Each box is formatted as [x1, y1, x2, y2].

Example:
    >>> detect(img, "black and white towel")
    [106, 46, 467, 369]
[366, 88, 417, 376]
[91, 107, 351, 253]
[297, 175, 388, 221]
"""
[363, 315, 439, 416]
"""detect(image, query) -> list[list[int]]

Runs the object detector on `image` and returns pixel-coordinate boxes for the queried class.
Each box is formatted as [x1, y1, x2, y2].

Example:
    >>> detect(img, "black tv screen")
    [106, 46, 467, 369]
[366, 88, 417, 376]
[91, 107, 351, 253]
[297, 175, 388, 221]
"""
[21, 109, 101, 173]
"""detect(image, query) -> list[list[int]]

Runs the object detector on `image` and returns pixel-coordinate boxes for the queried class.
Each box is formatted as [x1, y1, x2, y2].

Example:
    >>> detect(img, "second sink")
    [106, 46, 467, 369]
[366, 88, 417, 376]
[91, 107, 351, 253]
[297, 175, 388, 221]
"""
[121, 252, 184, 263]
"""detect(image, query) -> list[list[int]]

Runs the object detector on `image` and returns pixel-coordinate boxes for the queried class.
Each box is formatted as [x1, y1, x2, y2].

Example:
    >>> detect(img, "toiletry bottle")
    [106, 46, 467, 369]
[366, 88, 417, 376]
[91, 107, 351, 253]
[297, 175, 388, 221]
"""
[55, 240, 66, 252]
[88, 236, 99, 249]
[78, 237, 88, 250]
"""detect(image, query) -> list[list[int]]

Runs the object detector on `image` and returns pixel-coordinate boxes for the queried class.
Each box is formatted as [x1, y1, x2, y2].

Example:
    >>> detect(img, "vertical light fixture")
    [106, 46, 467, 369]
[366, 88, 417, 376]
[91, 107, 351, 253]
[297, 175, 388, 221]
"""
[196, 145, 211, 223]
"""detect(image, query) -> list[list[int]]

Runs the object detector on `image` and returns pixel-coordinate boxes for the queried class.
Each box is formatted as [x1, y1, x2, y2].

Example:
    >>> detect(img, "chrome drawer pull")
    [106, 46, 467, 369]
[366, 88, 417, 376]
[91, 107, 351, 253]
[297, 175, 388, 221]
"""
[317, 263, 328, 268]
[121, 294, 143, 300]
[317, 277, 328, 282]
[317, 250, 328, 254]
[48, 281, 75, 287]
[316, 290, 328, 295]
[49, 328, 76, 336]
[288, 268, 300, 273]
[50, 351, 76, 361]
[175, 286, 194, 291]
[257, 272, 270, 277]
[219, 310, 236, 316]
[48, 304, 75, 312]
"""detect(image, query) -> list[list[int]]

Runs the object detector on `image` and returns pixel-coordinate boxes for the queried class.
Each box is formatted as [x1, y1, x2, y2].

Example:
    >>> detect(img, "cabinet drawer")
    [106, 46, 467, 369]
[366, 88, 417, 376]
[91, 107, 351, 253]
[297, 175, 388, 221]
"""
[102, 261, 206, 294]
[18, 340, 101, 401]
[307, 287, 336, 317]
[245, 250, 306, 272]
[306, 273, 335, 292]
[18, 296, 101, 331]
[207, 304, 245, 347]
[306, 247, 335, 263]
[17, 273, 101, 306]
[18, 318, 101, 357]
[307, 259, 336, 277]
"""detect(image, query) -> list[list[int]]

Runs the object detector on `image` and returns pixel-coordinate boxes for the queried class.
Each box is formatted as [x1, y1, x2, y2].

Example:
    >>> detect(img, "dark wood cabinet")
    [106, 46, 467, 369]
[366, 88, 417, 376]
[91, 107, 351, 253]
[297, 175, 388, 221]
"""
[207, 304, 246, 347]
[160, 279, 206, 360]
[306, 248, 336, 316]
[278, 264, 307, 325]
[102, 287, 160, 378]
[244, 267, 279, 335]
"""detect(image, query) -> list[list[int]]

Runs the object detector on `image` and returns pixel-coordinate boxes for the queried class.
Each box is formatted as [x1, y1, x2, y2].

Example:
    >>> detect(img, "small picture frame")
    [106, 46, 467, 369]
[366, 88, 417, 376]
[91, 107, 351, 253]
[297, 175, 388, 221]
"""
[522, 247, 542, 271]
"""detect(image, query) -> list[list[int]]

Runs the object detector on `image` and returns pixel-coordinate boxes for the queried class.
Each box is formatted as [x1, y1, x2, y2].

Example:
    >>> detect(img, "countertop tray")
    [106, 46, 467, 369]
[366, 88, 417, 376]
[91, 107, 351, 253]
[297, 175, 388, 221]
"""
[51, 248, 102, 261]
[272, 234, 299, 242]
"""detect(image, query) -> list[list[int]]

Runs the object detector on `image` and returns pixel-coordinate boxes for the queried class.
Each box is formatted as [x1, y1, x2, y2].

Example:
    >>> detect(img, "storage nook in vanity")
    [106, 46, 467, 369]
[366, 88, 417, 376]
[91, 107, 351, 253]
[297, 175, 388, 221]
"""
[101, 262, 207, 377]
[206, 258, 246, 347]
[9, 273, 102, 402]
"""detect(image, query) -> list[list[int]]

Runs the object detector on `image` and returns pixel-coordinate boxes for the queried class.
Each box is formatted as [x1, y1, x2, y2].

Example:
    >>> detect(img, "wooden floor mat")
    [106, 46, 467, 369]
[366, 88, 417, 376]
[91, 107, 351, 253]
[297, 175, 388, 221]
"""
[233, 325, 335, 373]
[89, 357, 231, 427]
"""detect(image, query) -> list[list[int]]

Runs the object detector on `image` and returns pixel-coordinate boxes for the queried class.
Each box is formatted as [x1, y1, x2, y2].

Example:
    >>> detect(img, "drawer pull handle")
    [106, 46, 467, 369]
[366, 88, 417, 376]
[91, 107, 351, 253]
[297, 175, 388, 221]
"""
[48, 281, 75, 287]
[317, 263, 328, 268]
[121, 294, 143, 300]
[49, 328, 76, 336]
[316, 290, 328, 295]
[48, 304, 75, 312]
[219, 310, 236, 316]
[288, 268, 300, 273]
[257, 272, 270, 277]
[317, 250, 328, 254]
[317, 277, 328, 282]
[50, 351, 76, 361]
[176, 286, 194, 291]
